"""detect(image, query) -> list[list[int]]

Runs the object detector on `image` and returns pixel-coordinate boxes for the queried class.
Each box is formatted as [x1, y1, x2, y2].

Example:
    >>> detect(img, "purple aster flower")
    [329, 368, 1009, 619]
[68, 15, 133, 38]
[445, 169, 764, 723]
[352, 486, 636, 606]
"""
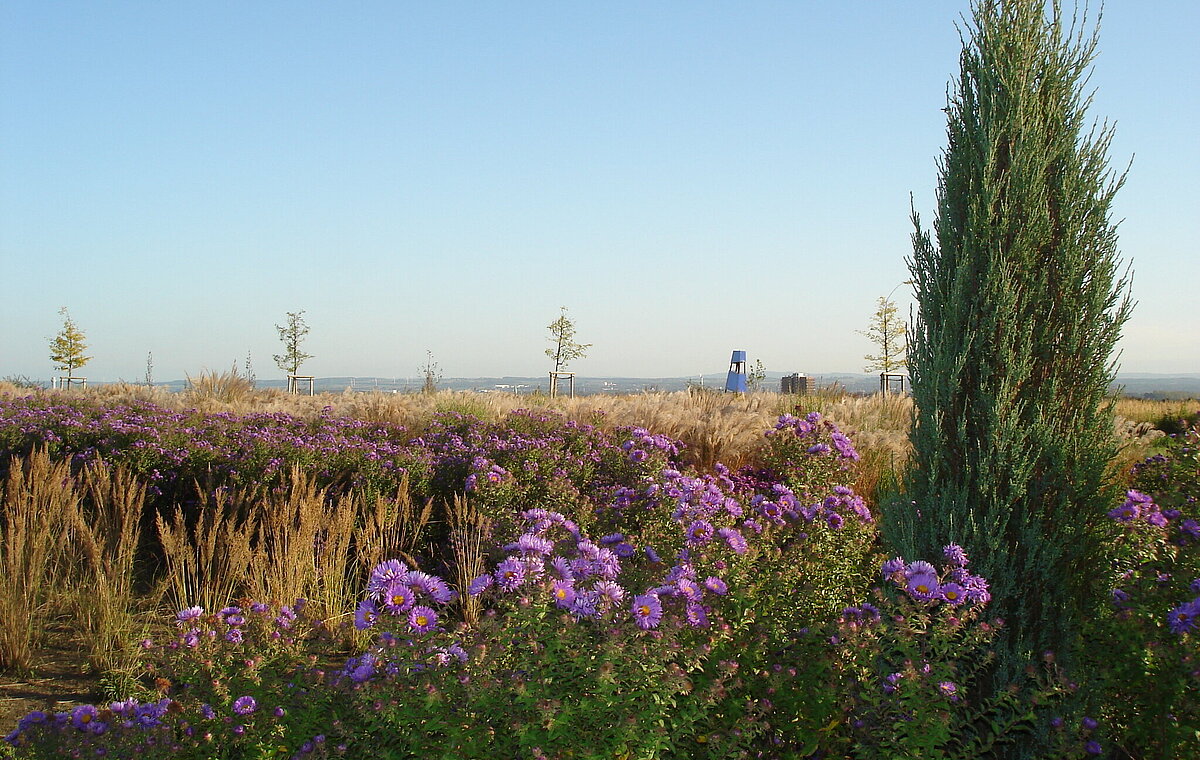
[629, 449, 648, 463]
[594, 579, 625, 605]
[1167, 598, 1200, 635]
[495, 557, 526, 591]
[1085, 741, 1102, 755]
[402, 570, 455, 604]
[381, 580, 416, 614]
[1081, 716, 1098, 731]
[551, 579, 576, 608]
[939, 582, 966, 606]
[906, 572, 940, 601]
[631, 593, 663, 630]
[831, 431, 860, 460]
[644, 546, 661, 564]
[942, 544, 969, 567]
[704, 576, 728, 595]
[224, 628, 244, 644]
[468, 573, 493, 597]
[71, 704, 99, 730]
[1180, 519, 1200, 542]
[905, 560, 936, 579]
[710, 527, 745, 555]
[175, 606, 204, 625]
[366, 559, 410, 598]
[232, 696, 257, 715]
[685, 602, 709, 627]
[599, 533, 625, 545]
[550, 556, 574, 580]
[937, 681, 957, 698]
[963, 574, 991, 604]
[881, 557, 906, 578]
[408, 605, 438, 633]
[509, 533, 555, 556]
[613, 542, 636, 558]
[685, 519, 715, 545]
[676, 578, 702, 602]
[354, 599, 378, 630]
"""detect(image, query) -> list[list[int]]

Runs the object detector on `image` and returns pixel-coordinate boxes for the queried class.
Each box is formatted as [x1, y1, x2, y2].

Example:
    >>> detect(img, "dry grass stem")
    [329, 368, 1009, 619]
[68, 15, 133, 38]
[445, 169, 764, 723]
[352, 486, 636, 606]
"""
[155, 485, 256, 614]
[0, 450, 76, 672]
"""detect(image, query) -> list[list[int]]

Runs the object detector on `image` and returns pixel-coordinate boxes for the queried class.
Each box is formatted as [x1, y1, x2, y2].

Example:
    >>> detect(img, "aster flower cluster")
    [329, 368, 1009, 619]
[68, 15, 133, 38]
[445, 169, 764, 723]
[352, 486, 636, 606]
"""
[881, 544, 990, 606]
[469, 508, 729, 631]
[765, 412, 860, 461]
[356, 559, 455, 636]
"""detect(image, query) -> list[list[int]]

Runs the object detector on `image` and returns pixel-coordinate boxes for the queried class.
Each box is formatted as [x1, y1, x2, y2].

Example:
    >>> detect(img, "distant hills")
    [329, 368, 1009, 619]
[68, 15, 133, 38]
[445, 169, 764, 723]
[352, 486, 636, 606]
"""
[141, 372, 1200, 399]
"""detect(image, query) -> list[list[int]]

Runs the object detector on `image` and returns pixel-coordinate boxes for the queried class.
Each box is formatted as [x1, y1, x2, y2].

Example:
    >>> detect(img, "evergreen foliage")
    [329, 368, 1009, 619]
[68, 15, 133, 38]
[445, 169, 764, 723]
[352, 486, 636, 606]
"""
[49, 308, 91, 380]
[887, 0, 1132, 686]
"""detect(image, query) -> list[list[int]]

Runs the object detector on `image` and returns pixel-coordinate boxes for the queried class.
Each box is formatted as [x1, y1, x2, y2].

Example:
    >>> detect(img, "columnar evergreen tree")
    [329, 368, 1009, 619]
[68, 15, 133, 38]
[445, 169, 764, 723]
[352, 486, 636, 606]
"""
[888, 0, 1131, 686]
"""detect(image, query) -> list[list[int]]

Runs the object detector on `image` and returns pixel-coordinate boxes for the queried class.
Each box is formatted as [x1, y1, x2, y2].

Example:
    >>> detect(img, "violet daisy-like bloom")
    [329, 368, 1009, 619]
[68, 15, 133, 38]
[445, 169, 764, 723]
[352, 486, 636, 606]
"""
[1180, 519, 1200, 542]
[232, 696, 257, 715]
[468, 573, 493, 597]
[550, 555, 574, 580]
[939, 583, 966, 606]
[881, 557, 906, 579]
[629, 449, 648, 463]
[354, 599, 378, 630]
[906, 571, 940, 601]
[176, 606, 204, 625]
[224, 628, 244, 644]
[905, 560, 937, 579]
[942, 544, 969, 567]
[594, 579, 625, 605]
[495, 557, 526, 591]
[366, 559, 409, 598]
[1166, 598, 1200, 635]
[381, 580, 416, 615]
[685, 602, 709, 627]
[551, 579, 576, 608]
[685, 519, 715, 545]
[404, 571, 455, 604]
[408, 605, 438, 634]
[704, 576, 728, 595]
[937, 681, 957, 698]
[631, 593, 663, 630]
[70, 704, 98, 730]
[676, 578, 703, 602]
[717, 527, 748, 555]
[644, 546, 661, 564]
[1108, 501, 1140, 522]
[509, 533, 555, 556]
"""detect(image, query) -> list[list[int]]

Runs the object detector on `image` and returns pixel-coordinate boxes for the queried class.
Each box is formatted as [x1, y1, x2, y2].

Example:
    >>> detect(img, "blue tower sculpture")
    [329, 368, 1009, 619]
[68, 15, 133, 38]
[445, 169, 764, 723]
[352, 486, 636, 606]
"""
[725, 350, 748, 393]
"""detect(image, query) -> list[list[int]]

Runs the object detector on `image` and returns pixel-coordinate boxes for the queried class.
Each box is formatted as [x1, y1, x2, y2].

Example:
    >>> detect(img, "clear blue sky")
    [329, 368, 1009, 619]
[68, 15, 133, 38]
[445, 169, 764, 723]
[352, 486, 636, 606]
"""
[2, 1, 1196, 382]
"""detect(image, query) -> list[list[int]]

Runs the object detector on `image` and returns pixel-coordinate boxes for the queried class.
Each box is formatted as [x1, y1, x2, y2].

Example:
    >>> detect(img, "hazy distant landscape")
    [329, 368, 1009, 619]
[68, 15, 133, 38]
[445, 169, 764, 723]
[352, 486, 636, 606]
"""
[61, 371, 1200, 398]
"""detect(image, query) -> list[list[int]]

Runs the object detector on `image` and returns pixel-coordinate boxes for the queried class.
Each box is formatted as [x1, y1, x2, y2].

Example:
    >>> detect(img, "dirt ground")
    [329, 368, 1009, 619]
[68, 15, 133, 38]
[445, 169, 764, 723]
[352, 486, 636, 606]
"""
[0, 639, 104, 732]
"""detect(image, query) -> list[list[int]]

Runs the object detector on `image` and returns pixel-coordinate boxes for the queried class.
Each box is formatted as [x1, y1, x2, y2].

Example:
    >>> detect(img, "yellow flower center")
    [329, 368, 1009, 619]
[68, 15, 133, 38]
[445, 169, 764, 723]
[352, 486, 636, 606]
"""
[637, 605, 650, 616]
[416, 615, 428, 626]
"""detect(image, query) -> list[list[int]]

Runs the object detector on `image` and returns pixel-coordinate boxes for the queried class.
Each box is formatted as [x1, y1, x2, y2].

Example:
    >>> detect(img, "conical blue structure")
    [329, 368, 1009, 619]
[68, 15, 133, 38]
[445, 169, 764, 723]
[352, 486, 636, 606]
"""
[725, 351, 747, 393]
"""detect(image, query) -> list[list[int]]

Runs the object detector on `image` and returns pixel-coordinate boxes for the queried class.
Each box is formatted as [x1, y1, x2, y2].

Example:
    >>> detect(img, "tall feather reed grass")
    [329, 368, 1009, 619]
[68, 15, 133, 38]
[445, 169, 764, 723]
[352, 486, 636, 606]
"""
[155, 484, 257, 615]
[69, 460, 146, 675]
[447, 494, 488, 627]
[0, 450, 74, 672]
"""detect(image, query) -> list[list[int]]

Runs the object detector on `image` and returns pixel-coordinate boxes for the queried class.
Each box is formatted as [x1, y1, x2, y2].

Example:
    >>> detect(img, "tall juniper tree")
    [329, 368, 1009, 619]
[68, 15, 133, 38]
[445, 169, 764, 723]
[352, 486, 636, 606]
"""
[887, 0, 1132, 689]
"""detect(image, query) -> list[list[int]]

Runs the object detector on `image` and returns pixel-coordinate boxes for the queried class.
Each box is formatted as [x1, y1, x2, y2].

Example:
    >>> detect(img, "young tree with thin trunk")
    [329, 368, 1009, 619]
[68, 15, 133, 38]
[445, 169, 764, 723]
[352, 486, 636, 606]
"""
[273, 311, 314, 377]
[886, 0, 1132, 700]
[858, 296, 907, 373]
[49, 308, 91, 384]
[420, 351, 442, 394]
[545, 307, 590, 373]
